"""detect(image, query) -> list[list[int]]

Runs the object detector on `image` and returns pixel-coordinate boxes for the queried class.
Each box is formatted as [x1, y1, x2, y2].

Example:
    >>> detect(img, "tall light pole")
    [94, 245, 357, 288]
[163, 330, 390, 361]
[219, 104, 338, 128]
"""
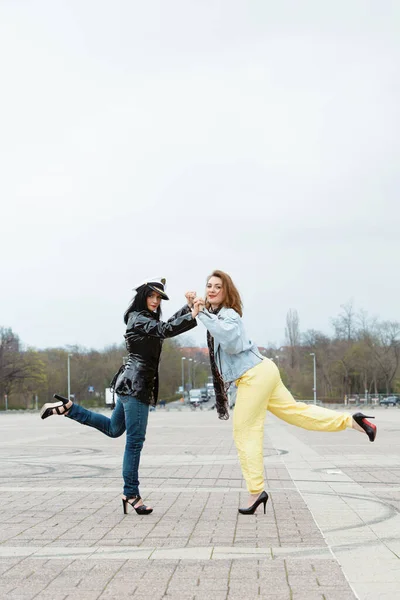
[181, 357, 186, 397]
[193, 361, 206, 389]
[275, 355, 280, 368]
[188, 358, 193, 390]
[310, 352, 317, 404]
[67, 353, 72, 401]
[192, 360, 197, 388]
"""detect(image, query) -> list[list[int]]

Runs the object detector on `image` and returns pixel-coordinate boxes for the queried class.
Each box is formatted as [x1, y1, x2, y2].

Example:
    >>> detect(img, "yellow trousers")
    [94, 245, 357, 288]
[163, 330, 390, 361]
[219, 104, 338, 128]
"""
[233, 358, 353, 494]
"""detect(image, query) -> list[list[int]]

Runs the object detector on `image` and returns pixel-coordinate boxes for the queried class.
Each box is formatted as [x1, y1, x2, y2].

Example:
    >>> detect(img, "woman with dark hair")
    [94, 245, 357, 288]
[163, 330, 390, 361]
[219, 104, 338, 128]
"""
[40, 278, 199, 515]
[191, 270, 377, 515]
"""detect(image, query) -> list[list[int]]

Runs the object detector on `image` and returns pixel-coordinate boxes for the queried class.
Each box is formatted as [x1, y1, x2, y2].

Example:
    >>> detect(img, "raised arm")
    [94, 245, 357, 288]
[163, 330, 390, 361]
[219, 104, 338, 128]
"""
[167, 304, 193, 322]
[128, 309, 197, 339]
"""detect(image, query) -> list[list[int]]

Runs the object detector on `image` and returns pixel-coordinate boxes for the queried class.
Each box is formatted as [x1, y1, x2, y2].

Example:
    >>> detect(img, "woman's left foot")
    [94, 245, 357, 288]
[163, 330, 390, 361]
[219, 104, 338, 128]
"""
[40, 394, 72, 419]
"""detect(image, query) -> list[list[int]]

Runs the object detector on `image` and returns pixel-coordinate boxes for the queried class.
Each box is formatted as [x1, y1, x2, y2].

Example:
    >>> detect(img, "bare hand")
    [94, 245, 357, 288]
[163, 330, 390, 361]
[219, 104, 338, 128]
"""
[185, 291, 197, 308]
[194, 297, 205, 309]
[191, 297, 205, 318]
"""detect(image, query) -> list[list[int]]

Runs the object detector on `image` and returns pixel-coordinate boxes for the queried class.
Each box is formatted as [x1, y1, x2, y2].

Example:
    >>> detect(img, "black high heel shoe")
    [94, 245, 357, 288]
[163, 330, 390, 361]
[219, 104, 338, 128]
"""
[238, 491, 269, 515]
[353, 413, 377, 442]
[122, 495, 153, 515]
[40, 394, 72, 419]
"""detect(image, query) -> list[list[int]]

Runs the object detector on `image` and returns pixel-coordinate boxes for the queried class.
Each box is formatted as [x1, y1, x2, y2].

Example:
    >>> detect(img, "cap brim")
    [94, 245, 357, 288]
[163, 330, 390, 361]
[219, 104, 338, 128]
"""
[147, 285, 169, 300]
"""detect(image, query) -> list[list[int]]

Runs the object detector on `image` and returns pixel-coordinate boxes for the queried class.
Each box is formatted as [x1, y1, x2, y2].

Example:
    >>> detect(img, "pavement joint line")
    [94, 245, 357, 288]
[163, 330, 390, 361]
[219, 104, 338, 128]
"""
[0, 477, 368, 484]
[0, 485, 111, 546]
[141, 482, 185, 543]
[1, 486, 396, 500]
[164, 560, 179, 596]
[99, 557, 127, 596]
[0, 486, 298, 493]
[0, 545, 332, 560]
[232, 490, 240, 546]
[283, 558, 292, 597]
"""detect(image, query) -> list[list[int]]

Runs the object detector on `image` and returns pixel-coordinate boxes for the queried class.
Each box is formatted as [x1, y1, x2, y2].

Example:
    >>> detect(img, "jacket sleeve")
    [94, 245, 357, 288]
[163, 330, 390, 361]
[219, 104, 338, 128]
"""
[197, 308, 244, 354]
[167, 304, 192, 322]
[132, 309, 197, 339]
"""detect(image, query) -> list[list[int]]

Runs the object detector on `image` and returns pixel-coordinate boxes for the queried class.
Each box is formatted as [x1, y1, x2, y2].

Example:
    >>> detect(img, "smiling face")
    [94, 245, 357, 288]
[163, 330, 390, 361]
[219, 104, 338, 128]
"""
[206, 276, 225, 309]
[146, 291, 162, 312]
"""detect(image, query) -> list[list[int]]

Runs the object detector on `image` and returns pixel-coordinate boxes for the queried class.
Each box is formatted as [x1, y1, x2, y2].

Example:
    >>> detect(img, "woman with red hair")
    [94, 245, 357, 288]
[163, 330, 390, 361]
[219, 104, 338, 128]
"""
[191, 270, 376, 515]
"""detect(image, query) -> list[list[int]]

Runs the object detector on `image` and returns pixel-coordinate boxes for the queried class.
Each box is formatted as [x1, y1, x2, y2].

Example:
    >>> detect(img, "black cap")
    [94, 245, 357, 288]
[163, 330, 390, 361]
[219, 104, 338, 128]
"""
[134, 277, 169, 300]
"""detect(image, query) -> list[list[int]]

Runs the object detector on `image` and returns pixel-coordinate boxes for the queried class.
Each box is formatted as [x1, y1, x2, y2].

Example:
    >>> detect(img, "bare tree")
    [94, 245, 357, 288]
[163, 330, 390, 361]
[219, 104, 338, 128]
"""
[358, 314, 400, 394]
[372, 321, 400, 394]
[285, 309, 300, 369]
[332, 300, 357, 342]
[0, 328, 46, 407]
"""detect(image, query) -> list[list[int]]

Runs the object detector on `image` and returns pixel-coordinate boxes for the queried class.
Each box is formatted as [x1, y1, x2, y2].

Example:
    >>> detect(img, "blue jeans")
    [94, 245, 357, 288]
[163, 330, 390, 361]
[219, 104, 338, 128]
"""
[66, 396, 149, 498]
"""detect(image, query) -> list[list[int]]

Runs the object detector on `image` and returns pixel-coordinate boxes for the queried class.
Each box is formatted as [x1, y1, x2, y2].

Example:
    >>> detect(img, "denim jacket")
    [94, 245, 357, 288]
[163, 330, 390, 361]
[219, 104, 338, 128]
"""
[197, 307, 263, 383]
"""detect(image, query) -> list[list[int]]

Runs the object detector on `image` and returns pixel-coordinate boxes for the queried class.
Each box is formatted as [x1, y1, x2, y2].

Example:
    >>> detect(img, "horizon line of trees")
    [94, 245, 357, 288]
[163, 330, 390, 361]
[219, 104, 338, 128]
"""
[1, 301, 399, 409]
[0, 328, 211, 410]
[272, 301, 400, 400]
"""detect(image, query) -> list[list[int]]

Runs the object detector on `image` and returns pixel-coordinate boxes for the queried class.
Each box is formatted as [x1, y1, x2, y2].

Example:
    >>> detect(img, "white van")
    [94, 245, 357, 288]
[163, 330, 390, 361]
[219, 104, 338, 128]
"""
[189, 389, 203, 403]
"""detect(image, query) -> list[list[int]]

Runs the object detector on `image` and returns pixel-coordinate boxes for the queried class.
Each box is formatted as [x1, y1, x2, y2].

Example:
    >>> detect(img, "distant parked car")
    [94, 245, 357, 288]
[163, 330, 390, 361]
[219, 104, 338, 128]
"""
[189, 389, 203, 404]
[379, 396, 400, 407]
[200, 388, 208, 402]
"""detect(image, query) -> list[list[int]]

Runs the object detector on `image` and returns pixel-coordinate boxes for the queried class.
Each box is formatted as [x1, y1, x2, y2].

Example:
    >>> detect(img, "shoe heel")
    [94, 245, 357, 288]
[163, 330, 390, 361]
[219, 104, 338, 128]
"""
[122, 499, 128, 515]
[122, 496, 152, 515]
[238, 491, 268, 515]
[353, 412, 377, 442]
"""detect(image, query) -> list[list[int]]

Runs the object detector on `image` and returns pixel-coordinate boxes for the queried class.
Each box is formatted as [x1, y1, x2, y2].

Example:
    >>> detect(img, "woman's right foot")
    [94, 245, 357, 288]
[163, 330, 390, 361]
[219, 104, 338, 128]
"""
[40, 394, 73, 419]
[122, 495, 153, 515]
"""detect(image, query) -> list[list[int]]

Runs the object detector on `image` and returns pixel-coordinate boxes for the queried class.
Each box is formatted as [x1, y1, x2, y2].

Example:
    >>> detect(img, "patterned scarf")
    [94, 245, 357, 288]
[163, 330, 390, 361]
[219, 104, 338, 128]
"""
[206, 307, 230, 420]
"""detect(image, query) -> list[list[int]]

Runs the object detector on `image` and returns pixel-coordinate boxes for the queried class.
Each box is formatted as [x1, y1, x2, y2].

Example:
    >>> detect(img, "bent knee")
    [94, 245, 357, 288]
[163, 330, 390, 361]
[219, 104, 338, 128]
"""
[109, 428, 125, 438]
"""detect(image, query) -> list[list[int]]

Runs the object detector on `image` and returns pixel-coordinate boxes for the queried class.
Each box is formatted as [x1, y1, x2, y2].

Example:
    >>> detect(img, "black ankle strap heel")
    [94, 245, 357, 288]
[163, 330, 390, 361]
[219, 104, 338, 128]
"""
[122, 495, 153, 515]
[40, 394, 72, 420]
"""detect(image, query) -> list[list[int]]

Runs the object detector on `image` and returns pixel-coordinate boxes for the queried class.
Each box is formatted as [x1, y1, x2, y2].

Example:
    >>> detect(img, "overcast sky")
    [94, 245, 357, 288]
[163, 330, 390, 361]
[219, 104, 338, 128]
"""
[1, 0, 399, 351]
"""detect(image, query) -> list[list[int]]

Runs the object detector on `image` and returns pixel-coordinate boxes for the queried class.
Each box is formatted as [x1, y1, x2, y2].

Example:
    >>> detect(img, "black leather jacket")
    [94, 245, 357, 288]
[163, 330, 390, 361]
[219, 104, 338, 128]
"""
[111, 305, 196, 405]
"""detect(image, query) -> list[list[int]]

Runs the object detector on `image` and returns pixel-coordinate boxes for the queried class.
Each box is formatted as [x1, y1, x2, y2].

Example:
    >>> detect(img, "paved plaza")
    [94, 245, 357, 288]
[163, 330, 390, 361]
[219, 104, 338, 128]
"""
[0, 404, 399, 600]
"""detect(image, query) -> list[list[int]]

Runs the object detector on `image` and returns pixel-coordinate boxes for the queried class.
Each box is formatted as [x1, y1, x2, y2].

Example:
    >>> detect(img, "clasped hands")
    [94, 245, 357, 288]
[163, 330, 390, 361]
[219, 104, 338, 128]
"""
[185, 291, 205, 318]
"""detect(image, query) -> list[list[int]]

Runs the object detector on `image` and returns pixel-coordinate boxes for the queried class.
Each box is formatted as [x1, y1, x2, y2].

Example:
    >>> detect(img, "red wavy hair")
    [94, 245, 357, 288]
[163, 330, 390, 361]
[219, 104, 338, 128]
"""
[205, 270, 243, 317]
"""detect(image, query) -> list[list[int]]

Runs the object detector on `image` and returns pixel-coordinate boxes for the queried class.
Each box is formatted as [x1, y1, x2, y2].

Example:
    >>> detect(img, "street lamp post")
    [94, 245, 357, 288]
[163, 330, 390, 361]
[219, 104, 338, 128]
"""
[310, 352, 317, 404]
[192, 360, 197, 388]
[193, 361, 206, 389]
[188, 358, 193, 391]
[67, 353, 72, 402]
[181, 357, 186, 398]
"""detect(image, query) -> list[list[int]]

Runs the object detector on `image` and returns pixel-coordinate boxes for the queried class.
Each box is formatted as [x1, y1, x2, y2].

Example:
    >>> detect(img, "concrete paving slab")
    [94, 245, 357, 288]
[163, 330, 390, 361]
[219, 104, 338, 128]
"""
[267, 410, 400, 599]
[151, 547, 212, 560]
[2, 407, 400, 598]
